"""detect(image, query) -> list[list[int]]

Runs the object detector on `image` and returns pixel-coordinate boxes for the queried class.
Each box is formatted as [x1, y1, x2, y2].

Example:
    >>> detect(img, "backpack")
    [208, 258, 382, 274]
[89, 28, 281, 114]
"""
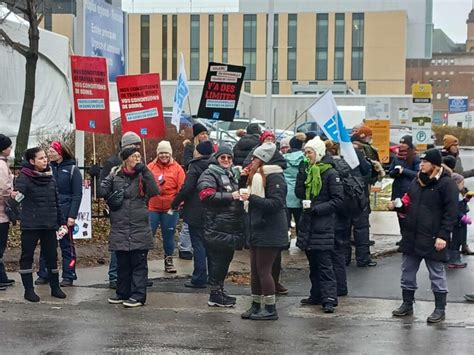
[332, 157, 368, 211]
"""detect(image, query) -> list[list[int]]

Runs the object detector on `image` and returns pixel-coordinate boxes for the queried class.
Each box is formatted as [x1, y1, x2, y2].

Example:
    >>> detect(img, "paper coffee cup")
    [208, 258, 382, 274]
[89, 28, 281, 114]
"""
[239, 188, 249, 201]
[303, 200, 311, 209]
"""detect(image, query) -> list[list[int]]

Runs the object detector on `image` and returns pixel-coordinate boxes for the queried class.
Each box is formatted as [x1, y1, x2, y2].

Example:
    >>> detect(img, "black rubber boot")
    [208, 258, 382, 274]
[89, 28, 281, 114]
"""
[241, 301, 261, 319]
[427, 292, 446, 323]
[250, 295, 278, 321]
[21, 273, 40, 303]
[392, 289, 414, 317]
[49, 272, 67, 299]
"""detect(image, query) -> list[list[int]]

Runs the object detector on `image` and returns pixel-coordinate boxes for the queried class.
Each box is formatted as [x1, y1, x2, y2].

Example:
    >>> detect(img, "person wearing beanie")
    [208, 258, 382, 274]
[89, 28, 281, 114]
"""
[289, 132, 306, 151]
[35, 141, 83, 287]
[0, 134, 13, 289]
[147, 141, 185, 273]
[99, 145, 159, 307]
[304, 132, 316, 143]
[246, 123, 262, 136]
[13, 147, 68, 302]
[294, 136, 344, 313]
[239, 143, 288, 320]
[279, 137, 291, 155]
[183, 123, 210, 168]
[233, 125, 261, 167]
[171, 140, 214, 288]
[197, 145, 244, 307]
[121, 131, 142, 149]
[389, 147, 458, 323]
[260, 130, 276, 144]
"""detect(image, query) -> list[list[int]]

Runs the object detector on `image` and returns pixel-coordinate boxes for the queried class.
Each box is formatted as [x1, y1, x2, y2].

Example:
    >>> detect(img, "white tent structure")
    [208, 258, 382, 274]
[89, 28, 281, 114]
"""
[0, 4, 72, 148]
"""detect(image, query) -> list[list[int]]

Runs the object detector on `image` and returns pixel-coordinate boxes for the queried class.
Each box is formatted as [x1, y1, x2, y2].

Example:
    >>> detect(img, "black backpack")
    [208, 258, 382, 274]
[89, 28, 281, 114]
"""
[332, 157, 367, 211]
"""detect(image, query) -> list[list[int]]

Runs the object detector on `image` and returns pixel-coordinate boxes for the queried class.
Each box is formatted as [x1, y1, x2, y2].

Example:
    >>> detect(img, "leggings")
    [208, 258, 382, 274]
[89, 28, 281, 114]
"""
[250, 247, 281, 296]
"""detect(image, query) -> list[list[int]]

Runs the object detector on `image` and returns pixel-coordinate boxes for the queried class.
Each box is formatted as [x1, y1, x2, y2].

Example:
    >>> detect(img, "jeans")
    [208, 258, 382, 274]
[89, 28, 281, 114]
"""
[109, 251, 117, 282]
[116, 250, 149, 303]
[188, 225, 207, 285]
[20, 230, 58, 274]
[178, 223, 193, 253]
[38, 226, 77, 281]
[149, 211, 179, 257]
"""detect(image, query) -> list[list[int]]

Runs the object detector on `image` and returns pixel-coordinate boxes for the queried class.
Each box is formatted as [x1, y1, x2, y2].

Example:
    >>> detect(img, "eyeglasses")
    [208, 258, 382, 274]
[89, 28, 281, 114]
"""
[218, 155, 232, 161]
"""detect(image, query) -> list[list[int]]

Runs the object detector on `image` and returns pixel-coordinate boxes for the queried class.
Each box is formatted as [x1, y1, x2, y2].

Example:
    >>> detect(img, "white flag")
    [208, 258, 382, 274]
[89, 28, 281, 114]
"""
[307, 90, 360, 169]
[171, 53, 190, 132]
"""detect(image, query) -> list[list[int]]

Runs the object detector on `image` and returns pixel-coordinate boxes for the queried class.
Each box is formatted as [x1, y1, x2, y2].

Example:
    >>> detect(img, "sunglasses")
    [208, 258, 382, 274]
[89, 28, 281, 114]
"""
[218, 155, 233, 161]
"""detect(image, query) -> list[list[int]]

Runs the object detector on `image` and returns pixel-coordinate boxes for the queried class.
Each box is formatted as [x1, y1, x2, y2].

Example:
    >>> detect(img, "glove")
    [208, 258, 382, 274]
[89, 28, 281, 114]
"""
[401, 193, 411, 207]
[89, 164, 101, 177]
[389, 168, 401, 178]
[460, 214, 472, 225]
[134, 163, 146, 173]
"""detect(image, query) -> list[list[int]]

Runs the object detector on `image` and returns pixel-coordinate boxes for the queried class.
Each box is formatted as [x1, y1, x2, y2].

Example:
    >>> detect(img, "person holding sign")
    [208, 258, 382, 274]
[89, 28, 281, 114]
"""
[197, 146, 244, 308]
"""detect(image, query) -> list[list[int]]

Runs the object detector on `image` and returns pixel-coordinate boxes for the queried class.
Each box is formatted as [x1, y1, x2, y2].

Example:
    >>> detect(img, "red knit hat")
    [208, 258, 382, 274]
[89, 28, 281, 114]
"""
[50, 141, 62, 156]
[260, 130, 276, 143]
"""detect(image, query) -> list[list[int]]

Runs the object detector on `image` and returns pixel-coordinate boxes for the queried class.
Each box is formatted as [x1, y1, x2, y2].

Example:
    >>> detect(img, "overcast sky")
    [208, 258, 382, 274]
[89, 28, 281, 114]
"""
[122, 0, 473, 43]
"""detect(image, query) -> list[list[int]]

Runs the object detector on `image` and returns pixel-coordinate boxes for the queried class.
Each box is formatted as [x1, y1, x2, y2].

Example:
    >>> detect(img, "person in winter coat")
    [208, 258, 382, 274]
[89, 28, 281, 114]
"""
[171, 140, 213, 288]
[100, 147, 160, 307]
[240, 143, 288, 321]
[233, 123, 262, 166]
[388, 135, 420, 236]
[197, 146, 244, 307]
[447, 173, 473, 268]
[295, 137, 344, 313]
[279, 137, 291, 155]
[14, 147, 68, 302]
[441, 134, 474, 256]
[147, 141, 185, 273]
[183, 123, 209, 168]
[0, 134, 14, 289]
[390, 148, 458, 323]
[35, 141, 83, 287]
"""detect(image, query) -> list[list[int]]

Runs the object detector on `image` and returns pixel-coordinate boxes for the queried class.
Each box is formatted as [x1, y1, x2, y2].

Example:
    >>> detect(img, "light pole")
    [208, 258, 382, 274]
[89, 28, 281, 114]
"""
[265, 0, 275, 130]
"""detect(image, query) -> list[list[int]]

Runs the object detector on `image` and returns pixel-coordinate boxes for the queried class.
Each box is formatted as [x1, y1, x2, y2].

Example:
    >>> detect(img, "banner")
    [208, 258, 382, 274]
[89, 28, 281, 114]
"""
[171, 53, 190, 131]
[307, 90, 359, 169]
[73, 183, 92, 240]
[197, 62, 246, 122]
[448, 96, 468, 113]
[116, 73, 165, 139]
[71, 55, 111, 134]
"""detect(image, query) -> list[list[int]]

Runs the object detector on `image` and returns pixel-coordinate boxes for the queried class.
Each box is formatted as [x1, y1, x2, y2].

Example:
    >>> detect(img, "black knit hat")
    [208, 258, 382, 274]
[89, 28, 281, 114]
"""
[0, 134, 12, 152]
[399, 135, 414, 149]
[305, 132, 316, 142]
[120, 146, 139, 161]
[442, 155, 456, 170]
[214, 145, 234, 159]
[196, 140, 214, 156]
[193, 123, 208, 137]
[420, 148, 442, 167]
[246, 123, 261, 135]
[289, 132, 306, 150]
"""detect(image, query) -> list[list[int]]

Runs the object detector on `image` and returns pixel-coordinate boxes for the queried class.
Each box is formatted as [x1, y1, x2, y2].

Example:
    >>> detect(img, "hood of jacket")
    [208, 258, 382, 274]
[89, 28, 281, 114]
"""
[235, 134, 260, 151]
[266, 150, 287, 170]
[284, 150, 304, 168]
[51, 159, 76, 169]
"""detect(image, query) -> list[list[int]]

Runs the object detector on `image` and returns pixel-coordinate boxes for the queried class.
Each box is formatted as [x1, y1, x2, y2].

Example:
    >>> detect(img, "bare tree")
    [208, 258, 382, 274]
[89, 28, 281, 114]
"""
[0, 0, 45, 162]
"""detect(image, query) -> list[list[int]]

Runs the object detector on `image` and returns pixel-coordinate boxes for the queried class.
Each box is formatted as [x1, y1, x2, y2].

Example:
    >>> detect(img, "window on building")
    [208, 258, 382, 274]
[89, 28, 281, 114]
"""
[425, 71, 430, 75]
[273, 14, 279, 80]
[190, 15, 200, 80]
[450, 58, 455, 65]
[358, 81, 366, 95]
[243, 14, 257, 80]
[436, 93, 441, 100]
[351, 13, 364, 80]
[162, 15, 168, 80]
[437, 59, 442, 65]
[433, 71, 438, 75]
[272, 81, 279, 94]
[244, 81, 251, 93]
[208, 15, 214, 62]
[436, 79, 442, 87]
[172, 15, 177, 79]
[444, 59, 449, 65]
[222, 14, 228, 63]
[441, 71, 446, 75]
[428, 79, 433, 85]
[445, 79, 450, 86]
[449, 71, 455, 75]
[445, 93, 449, 98]
[431, 59, 436, 65]
[140, 15, 150, 74]
[316, 13, 328, 80]
[287, 14, 297, 80]
[334, 13, 344, 80]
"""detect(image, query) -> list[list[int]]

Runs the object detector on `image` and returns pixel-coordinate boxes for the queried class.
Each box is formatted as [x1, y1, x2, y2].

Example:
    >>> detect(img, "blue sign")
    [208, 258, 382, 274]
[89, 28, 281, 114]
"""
[84, 0, 125, 82]
[448, 97, 468, 113]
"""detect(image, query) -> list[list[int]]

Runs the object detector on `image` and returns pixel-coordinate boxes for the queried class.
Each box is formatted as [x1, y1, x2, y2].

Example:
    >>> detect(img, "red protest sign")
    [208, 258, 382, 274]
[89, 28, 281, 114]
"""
[71, 55, 111, 134]
[116, 73, 165, 139]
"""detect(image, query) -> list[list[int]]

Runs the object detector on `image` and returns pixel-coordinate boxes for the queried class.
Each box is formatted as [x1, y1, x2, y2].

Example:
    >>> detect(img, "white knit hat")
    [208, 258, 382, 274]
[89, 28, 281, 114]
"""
[156, 140, 172, 155]
[304, 136, 326, 163]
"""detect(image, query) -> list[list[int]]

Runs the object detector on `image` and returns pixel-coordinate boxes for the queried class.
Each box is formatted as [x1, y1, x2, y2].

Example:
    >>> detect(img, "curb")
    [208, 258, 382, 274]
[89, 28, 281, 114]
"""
[372, 247, 399, 258]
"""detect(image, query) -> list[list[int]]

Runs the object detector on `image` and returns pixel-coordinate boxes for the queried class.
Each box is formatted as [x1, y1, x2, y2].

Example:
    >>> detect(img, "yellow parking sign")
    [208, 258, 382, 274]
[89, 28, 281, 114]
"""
[412, 84, 432, 101]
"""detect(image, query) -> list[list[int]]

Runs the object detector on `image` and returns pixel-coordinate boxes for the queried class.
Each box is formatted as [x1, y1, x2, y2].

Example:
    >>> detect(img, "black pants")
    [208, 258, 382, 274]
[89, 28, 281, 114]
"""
[19, 230, 58, 274]
[286, 208, 302, 235]
[0, 222, 9, 280]
[342, 203, 371, 265]
[116, 250, 149, 303]
[332, 229, 348, 296]
[450, 225, 466, 252]
[207, 247, 234, 288]
[305, 250, 337, 305]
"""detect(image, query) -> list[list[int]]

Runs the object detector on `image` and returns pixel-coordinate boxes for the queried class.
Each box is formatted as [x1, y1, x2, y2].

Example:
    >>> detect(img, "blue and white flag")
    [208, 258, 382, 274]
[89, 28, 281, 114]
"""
[171, 53, 190, 131]
[307, 90, 359, 168]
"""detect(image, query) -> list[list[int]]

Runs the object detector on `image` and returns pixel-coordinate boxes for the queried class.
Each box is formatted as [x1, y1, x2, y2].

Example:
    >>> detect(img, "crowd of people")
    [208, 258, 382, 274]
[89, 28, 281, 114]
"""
[0, 124, 473, 322]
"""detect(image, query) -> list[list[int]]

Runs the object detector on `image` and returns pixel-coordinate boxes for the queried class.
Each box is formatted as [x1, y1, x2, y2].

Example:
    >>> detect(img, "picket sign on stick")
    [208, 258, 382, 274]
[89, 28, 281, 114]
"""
[92, 133, 97, 199]
[142, 138, 147, 163]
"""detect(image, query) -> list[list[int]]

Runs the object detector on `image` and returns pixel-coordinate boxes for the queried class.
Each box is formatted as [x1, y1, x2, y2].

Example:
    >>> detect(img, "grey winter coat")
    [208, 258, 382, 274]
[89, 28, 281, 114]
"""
[99, 166, 159, 252]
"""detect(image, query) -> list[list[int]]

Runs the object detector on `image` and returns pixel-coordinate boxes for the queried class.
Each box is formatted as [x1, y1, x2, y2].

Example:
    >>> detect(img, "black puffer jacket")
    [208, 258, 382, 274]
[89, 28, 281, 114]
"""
[233, 134, 260, 166]
[295, 155, 344, 251]
[15, 163, 65, 230]
[99, 166, 160, 252]
[246, 152, 288, 248]
[182, 143, 195, 168]
[398, 169, 458, 262]
[171, 155, 210, 227]
[197, 159, 244, 250]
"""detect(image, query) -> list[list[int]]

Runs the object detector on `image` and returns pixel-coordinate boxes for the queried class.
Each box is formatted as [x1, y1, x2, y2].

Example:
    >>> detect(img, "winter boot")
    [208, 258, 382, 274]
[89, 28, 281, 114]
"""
[0, 261, 15, 286]
[250, 295, 278, 320]
[221, 287, 237, 303]
[207, 288, 236, 307]
[447, 251, 467, 269]
[164, 256, 177, 273]
[241, 295, 261, 319]
[49, 272, 67, 299]
[392, 289, 415, 317]
[21, 273, 40, 303]
[461, 244, 474, 255]
[427, 292, 446, 323]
